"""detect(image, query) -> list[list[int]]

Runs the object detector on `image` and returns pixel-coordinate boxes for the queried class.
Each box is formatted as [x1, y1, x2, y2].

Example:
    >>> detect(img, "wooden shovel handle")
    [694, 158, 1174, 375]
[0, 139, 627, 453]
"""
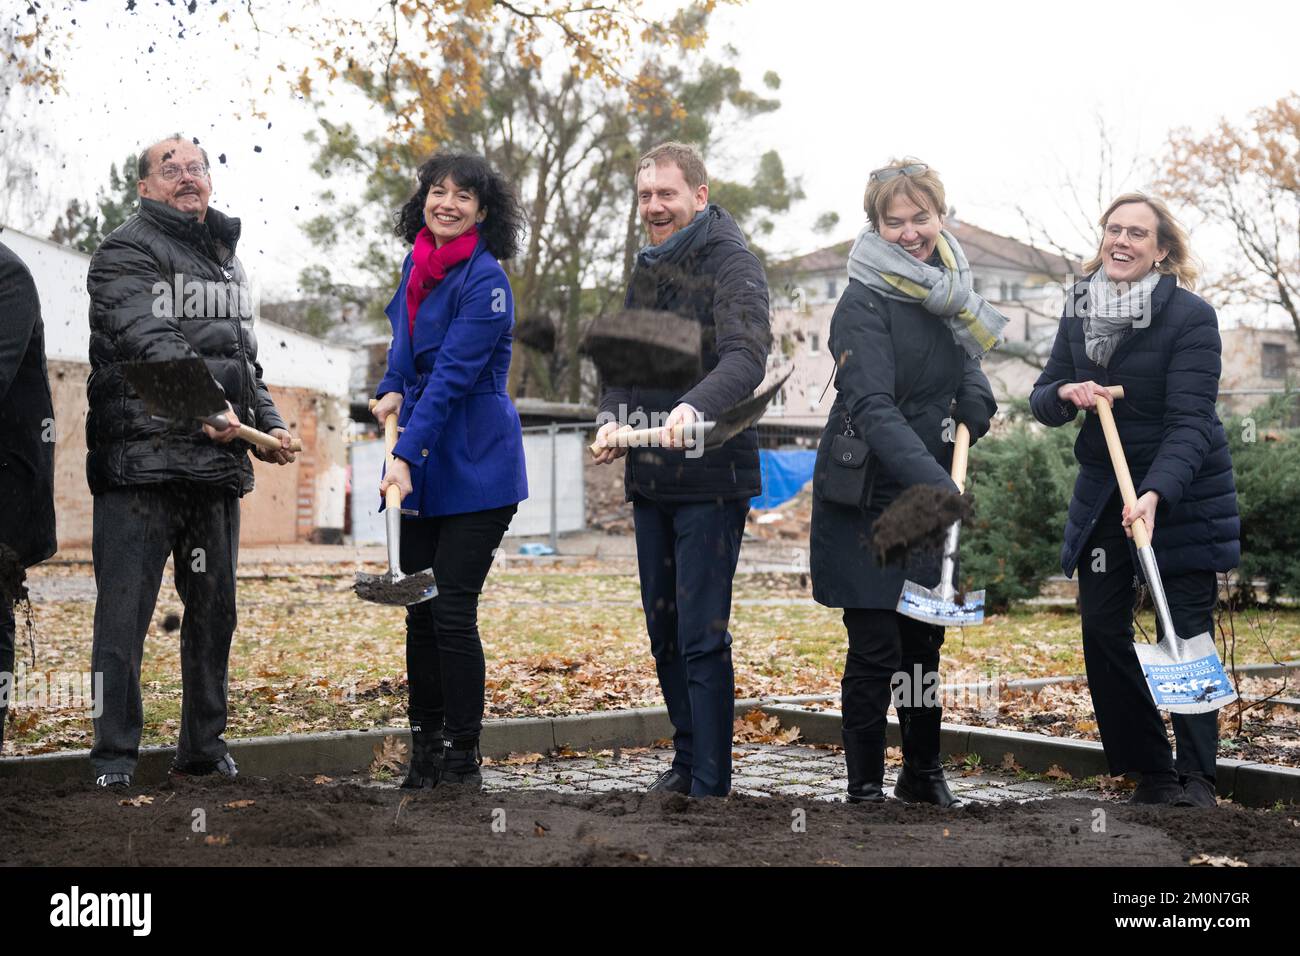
[1091, 386, 1149, 548]
[236, 424, 304, 454]
[589, 422, 696, 457]
[950, 422, 971, 493]
[369, 398, 404, 510]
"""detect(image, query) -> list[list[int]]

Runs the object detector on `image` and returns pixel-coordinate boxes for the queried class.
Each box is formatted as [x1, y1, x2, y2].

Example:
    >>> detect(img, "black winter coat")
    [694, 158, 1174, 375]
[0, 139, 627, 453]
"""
[85, 199, 285, 497]
[0, 239, 57, 572]
[598, 204, 771, 502]
[1029, 273, 1240, 577]
[810, 279, 997, 609]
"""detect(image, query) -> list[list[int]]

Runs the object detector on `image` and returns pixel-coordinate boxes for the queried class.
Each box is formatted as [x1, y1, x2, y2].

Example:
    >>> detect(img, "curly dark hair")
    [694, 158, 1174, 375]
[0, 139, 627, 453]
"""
[394, 152, 526, 261]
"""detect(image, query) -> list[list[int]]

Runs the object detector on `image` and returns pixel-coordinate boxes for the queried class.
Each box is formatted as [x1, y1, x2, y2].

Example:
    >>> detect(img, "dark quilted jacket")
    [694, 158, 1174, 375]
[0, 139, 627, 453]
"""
[85, 198, 285, 497]
[1029, 273, 1240, 577]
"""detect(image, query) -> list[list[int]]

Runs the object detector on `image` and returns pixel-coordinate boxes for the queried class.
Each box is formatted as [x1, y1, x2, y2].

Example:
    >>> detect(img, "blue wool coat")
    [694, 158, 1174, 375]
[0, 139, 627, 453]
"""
[375, 241, 528, 517]
[1029, 273, 1240, 577]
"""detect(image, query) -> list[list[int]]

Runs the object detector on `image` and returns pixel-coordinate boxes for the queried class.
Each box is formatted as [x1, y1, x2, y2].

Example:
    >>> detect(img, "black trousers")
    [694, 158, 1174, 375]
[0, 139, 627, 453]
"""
[90, 483, 240, 775]
[632, 496, 748, 797]
[1077, 492, 1219, 779]
[399, 504, 515, 747]
[842, 608, 945, 736]
[1, 596, 13, 751]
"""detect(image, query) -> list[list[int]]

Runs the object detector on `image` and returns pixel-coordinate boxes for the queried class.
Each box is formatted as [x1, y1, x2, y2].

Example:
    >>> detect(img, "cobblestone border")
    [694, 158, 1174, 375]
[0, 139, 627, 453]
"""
[4, 696, 1297, 806]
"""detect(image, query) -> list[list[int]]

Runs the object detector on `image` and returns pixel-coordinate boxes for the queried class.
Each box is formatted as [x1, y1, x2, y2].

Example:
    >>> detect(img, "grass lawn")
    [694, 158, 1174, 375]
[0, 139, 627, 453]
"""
[7, 565, 1300, 761]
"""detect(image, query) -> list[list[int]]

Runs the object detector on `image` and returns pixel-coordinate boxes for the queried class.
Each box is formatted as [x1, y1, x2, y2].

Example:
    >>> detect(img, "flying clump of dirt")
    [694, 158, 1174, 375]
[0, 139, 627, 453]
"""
[872, 486, 972, 567]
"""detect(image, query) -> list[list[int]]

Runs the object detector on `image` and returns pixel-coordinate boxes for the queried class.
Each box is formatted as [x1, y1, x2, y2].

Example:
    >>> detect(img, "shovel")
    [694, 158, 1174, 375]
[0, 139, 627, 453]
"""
[1094, 386, 1237, 714]
[123, 357, 303, 455]
[353, 400, 437, 607]
[589, 367, 793, 457]
[896, 423, 985, 627]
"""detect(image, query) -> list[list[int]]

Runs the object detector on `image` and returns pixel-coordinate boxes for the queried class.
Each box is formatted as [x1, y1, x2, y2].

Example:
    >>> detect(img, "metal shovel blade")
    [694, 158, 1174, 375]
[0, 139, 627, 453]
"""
[123, 357, 229, 422]
[1131, 545, 1236, 714]
[353, 568, 437, 607]
[897, 583, 985, 627]
[700, 367, 794, 451]
[1133, 633, 1238, 715]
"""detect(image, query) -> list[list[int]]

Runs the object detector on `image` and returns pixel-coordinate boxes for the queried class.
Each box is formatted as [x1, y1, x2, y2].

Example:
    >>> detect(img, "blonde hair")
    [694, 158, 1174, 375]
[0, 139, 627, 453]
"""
[1084, 192, 1199, 291]
[863, 157, 946, 229]
[637, 141, 708, 191]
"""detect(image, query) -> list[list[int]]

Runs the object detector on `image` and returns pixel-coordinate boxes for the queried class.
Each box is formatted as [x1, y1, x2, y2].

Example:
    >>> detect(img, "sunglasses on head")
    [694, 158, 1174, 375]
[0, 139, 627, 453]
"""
[869, 163, 929, 183]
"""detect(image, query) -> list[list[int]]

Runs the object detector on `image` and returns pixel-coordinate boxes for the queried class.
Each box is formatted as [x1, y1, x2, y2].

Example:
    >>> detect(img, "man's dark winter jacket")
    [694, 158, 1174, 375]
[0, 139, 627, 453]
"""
[1029, 273, 1240, 577]
[85, 198, 285, 497]
[598, 204, 771, 502]
[0, 238, 57, 572]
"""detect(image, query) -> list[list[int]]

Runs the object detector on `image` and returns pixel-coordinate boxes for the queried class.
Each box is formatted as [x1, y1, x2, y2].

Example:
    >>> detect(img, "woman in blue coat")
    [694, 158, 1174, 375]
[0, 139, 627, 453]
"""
[1029, 193, 1240, 808]
[372, 153, 529, 790]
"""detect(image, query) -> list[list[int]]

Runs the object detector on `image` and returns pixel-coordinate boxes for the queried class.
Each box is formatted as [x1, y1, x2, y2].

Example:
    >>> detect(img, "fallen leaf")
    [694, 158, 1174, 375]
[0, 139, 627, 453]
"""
[313, 774, 333, 785]
[1000, 752, 1023, 773]
[533, 822, 549, 837]
[370, 735, 409, 776]
[1044, 765, 1073, 781]
[1188, 854, 1247, 867]
[942, 828, 950, 837]
[118, 795, 154, 807]
[204, 834, 230, 846]
[224, 799, 256, 809]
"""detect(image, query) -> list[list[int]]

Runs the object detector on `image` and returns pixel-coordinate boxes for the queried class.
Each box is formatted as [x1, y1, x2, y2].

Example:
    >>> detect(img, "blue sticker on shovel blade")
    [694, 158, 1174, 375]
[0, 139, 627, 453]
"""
[1134, 648, 1237, 713]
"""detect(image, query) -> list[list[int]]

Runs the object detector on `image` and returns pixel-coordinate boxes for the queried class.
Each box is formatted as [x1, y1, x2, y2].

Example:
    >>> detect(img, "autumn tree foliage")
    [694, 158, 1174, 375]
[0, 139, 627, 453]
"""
[1160, 93, 1300, 344]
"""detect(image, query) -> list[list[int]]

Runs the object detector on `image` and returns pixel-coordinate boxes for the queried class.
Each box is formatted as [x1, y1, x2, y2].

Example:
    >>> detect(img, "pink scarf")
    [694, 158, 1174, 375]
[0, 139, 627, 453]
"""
[406, 224, 479, 338]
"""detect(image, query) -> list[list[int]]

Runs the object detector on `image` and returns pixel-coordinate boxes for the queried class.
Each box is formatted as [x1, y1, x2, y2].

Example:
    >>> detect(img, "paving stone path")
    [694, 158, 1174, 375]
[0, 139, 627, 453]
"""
[477, 742, 1115, 804]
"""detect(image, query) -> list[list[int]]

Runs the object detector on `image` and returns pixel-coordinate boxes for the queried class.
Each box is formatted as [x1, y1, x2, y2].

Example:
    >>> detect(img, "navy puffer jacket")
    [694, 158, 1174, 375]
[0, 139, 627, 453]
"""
[1029, 273, 1240, 577]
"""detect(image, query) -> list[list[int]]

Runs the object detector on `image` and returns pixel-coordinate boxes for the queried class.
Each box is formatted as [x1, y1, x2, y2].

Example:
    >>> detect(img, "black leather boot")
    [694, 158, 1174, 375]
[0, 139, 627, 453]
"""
[894, 707, 962, 808]
[400, 724, 443, 789]
[842, 728, 886, 803]
[440, 739, 483, 790]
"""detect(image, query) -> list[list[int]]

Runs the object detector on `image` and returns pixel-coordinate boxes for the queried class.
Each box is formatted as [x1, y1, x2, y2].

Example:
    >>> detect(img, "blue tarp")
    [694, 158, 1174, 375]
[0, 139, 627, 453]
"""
[751, 449, 817, 510]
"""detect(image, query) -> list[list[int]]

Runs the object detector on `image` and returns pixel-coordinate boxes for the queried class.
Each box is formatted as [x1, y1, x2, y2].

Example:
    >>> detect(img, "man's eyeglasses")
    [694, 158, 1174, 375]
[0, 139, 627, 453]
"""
[156, 162, 209, 182]
[868, 163, 929, 184]
[1104, 224, 1152, 242]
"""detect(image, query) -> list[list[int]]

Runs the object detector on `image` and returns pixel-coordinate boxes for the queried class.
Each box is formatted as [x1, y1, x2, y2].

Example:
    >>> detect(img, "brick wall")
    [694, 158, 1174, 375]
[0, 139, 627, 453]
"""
[46, 361, 342, 551]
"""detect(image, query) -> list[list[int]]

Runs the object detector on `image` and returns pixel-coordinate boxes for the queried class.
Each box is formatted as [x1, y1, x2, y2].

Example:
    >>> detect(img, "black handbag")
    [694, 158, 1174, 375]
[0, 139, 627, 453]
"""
[821, 412, 871, 507]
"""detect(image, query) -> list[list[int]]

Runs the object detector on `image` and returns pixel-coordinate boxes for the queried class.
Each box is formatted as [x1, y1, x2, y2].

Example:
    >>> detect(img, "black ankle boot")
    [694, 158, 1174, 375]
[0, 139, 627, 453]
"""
[440, 739, 483, 789]
[401, 724, 443, 789]
[894, 708, 962, 808]
[1129, 769, 1182, 805]
[842, 728, 886, 803]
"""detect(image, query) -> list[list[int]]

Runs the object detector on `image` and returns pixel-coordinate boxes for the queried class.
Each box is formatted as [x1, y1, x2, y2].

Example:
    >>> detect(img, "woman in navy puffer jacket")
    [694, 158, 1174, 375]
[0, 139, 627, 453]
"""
[1029, 193, 1239, 809]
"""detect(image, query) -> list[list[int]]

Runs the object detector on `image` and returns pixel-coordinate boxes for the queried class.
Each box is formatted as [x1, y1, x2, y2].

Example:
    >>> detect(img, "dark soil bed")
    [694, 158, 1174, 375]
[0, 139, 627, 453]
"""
[3, 773, 1298, 867]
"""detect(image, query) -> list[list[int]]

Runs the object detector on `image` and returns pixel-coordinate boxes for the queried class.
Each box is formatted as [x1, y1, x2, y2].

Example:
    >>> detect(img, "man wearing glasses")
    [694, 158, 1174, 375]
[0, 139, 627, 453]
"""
[85, 135, 295, 789]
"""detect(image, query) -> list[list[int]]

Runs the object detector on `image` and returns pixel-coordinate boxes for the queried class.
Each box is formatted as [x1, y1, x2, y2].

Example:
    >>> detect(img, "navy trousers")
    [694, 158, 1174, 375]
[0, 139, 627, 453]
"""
[632, 495, 748, 797]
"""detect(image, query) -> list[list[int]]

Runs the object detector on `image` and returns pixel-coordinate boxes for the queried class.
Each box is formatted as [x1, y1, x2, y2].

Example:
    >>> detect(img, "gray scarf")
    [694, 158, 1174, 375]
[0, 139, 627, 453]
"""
[1084, 269, 1160, 368]
[846, 226, 1007, 357]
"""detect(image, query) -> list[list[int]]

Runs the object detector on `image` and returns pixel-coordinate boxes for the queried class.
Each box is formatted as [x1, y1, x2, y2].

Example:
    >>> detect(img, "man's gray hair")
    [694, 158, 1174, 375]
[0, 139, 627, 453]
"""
[137, 135, 211, 181]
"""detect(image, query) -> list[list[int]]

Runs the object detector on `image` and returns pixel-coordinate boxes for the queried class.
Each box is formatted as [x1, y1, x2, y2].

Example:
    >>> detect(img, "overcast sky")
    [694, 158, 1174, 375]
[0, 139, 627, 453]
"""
[5, 0, 1297, 314]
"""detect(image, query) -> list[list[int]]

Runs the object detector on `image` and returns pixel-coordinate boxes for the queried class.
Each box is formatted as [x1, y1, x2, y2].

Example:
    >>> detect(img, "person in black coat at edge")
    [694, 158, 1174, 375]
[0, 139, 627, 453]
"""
[592, 142, 771, 797]
[810, 160, 1002, 807]
[1029, 193, 1239, 808]
[0, 236, 58, 752]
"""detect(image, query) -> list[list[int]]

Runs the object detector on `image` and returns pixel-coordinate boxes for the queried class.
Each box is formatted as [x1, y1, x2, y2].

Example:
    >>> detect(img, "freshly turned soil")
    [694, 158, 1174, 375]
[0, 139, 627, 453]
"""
[3, 773, 1297, 867]
[871, 485, 972, 567]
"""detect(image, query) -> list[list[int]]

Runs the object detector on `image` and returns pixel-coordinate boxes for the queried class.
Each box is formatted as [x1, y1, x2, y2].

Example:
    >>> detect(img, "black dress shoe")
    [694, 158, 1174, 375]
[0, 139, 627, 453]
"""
[894, 764, 963, 808]
[440, 742, 483, 790]
[846, 783, 886, 804]
[170, 753, 239, 779]
[1172, 773, 1217, 808]
[95, 772, 132, 790]
[1128, 770, 1183, 805]
[647, 768, 691, 794]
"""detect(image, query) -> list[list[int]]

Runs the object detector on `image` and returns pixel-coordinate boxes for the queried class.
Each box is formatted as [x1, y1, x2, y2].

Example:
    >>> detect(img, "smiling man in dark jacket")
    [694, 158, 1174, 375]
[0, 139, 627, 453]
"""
[593, 142, 771, 797]
[0, 237, 57, 752]
[86, 134, 296, 789]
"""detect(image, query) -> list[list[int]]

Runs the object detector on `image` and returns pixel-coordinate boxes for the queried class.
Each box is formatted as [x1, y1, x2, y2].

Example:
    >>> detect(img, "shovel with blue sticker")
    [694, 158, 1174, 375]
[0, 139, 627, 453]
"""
[1095, 386, 1237, 714]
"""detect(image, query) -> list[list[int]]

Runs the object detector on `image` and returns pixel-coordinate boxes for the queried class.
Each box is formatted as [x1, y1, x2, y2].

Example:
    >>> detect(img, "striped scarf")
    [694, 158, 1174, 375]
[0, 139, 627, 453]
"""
[846, 226, 1007, 358]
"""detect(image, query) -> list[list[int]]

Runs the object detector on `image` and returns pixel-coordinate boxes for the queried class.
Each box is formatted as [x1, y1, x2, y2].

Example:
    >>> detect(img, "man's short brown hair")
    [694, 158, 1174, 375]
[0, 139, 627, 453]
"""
[636, 142, 708, 191]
